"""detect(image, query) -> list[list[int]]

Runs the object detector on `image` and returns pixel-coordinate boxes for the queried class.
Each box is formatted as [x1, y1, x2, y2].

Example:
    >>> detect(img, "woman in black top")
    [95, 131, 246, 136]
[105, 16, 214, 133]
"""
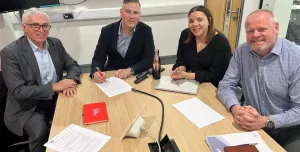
[171, 5, 232, 87]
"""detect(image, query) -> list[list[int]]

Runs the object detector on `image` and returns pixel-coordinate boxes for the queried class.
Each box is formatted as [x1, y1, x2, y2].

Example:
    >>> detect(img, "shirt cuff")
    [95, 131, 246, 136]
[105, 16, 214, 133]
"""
[271, 114, 286, 129]
[92, 72, 97, 78]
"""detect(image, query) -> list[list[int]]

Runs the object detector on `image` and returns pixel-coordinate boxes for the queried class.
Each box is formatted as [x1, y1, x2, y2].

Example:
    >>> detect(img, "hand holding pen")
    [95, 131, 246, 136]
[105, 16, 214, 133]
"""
[93, 67, 106, 83]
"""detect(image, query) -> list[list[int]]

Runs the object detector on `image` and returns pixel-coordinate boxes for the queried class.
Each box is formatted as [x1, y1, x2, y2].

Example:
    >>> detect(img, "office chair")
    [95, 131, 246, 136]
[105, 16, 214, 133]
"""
[0, 71, 30, 152]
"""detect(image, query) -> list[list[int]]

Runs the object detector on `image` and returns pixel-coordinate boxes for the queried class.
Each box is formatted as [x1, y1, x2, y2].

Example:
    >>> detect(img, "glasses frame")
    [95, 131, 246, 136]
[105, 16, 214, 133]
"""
[25, 23, 52, 31]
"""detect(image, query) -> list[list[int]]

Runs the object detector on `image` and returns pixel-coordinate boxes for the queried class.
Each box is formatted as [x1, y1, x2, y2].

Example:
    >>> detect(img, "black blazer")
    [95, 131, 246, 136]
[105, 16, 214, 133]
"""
[173, 28, 232, 87]
[90, 20, 155, 76]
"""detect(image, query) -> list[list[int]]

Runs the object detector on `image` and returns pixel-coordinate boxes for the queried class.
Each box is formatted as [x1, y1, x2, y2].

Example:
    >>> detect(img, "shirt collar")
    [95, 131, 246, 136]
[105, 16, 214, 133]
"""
[27, 37, 49, 52]
[118, 20, 136, 36]
[269, 37, 282, 56]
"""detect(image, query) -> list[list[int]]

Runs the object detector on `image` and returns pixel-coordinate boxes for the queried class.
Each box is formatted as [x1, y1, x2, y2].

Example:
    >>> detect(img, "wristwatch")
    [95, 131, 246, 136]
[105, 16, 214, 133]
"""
[265, 116, 275, 129]
[129, 68, 134, 75]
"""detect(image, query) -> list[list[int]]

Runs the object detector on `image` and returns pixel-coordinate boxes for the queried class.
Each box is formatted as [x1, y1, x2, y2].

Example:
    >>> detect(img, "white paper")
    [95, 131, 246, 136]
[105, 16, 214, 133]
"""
[44, 124, 111, 152]
[173, 97, 225, 128]
[206, 131, 273, 152]
[95, 76, 132, 97]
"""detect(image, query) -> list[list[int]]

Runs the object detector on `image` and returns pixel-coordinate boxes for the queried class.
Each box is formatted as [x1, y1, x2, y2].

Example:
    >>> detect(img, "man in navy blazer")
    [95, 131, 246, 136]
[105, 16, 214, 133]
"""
[90, 0, 155, 83]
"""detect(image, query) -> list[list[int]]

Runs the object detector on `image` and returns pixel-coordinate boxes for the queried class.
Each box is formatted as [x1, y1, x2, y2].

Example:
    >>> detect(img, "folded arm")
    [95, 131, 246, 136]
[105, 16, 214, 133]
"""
[271, 67, 300, 128]
[1, 48, 53, 102]
[217, 49, 241, 110]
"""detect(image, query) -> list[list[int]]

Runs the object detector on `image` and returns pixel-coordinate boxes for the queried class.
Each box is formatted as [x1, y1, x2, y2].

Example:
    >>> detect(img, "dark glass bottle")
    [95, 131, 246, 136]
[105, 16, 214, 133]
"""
[152, 49, 161, 79]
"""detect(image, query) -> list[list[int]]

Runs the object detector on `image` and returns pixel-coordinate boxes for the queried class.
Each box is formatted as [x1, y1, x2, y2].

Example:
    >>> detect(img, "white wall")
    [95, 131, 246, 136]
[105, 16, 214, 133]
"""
[238, 0, 261, 45]
[11, 0, 204, 65]
[0, 14, 17, 49]
[273, 0, 293, 37]
[1, 0, 293, 65]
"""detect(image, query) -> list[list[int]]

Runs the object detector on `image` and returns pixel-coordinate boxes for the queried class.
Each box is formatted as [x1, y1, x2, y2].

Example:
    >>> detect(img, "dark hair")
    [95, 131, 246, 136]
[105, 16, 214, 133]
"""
[123, 0, 140, 6]
[184, 5, 218, 44]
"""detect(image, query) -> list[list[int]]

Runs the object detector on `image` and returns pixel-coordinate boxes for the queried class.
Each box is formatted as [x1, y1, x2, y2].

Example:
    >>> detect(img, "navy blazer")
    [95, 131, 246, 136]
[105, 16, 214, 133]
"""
[90, 20, 155, 76]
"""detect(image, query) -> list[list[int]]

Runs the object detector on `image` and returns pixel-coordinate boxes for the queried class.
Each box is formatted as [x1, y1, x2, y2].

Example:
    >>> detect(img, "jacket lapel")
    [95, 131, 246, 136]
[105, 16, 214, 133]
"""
[21, 37, 42, 85]
[112, 20, 121, 52]
[47, 40, 60, 77]
[124, 22, 140, 58]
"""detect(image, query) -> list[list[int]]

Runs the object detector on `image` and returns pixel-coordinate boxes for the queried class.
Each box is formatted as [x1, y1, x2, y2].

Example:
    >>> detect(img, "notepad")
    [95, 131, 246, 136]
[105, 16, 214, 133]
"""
[83, 102, 108, 125]
[206, 131, 272, 152]
[155, 76, 199, 94]
[95, 76, 132, 97]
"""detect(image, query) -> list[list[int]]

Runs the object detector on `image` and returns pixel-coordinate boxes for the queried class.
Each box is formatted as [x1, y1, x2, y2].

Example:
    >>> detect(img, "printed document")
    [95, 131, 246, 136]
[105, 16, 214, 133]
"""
[95, 76, 132, 97]
[173, 97, 224, 128]
[44, 124, 111, 152]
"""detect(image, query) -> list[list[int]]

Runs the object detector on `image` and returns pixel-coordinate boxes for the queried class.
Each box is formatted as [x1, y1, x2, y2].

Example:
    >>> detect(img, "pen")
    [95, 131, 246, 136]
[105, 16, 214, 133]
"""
[96, 67, 106, 82]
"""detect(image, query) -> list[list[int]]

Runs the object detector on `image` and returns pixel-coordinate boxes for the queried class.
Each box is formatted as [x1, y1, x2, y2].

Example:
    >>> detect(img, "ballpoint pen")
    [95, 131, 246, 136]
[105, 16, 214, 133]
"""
[96, 67, 106, 82]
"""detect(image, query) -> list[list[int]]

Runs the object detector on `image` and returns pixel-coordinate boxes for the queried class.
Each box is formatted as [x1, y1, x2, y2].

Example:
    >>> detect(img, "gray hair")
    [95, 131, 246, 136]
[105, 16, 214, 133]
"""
[122, 0, 141, 7]
[246, 9, 278, 24]
[22, 7, 50, 24]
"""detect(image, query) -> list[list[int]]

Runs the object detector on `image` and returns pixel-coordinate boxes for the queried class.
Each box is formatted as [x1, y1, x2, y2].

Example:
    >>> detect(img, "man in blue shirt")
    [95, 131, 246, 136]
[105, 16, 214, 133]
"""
[1, 8, 81, 152]
[218, 9, 300, 151]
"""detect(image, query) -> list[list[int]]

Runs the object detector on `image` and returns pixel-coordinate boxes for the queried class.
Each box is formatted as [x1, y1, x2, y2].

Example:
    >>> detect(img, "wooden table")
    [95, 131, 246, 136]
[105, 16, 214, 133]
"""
[47, 65, 285, 152]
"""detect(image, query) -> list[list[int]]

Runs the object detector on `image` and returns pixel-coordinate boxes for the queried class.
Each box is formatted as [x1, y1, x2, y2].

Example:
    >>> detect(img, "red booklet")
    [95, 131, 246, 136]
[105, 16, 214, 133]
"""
[83, 102, 108, 125]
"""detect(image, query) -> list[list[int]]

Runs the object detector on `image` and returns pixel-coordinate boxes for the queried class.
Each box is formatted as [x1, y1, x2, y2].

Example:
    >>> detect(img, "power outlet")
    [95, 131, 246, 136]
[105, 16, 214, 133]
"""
[63, 13, 74, 19]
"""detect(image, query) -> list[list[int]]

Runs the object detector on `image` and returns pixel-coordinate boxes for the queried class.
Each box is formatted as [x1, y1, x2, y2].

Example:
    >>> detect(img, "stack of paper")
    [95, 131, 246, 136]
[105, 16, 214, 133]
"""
[206, 131, 272, 152]
[44, 124, 111, 152]
[95, 76, 132, 97]
[173, 97, 224, 128]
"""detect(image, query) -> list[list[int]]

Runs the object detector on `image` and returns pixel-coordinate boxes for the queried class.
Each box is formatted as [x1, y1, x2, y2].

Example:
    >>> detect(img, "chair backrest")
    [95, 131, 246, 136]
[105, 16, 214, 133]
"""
[0, 71, 7, 128]
[0, 71, 29, 151]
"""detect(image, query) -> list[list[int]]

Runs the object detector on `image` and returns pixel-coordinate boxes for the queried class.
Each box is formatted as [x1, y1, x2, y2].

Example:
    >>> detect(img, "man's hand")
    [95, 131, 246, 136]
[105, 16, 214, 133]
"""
[62, 88, 77, 98]
[234, 105, 267, 131]
[115, 68, 132, 79]
[93, 72, 106, 84]
[52, 79, 76, 92]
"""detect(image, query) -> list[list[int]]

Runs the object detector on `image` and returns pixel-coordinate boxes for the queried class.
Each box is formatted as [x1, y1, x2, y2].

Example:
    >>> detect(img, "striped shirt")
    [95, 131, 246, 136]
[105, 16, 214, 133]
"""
[218, 37, 300, 129]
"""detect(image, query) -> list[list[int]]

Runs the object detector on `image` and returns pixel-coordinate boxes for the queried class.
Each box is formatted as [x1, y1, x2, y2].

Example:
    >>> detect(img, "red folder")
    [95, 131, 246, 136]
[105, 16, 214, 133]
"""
[83, 102, 108, 125]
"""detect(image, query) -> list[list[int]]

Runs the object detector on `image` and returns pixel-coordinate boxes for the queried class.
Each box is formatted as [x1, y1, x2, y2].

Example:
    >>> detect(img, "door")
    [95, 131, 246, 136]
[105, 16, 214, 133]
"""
[206, 0, 243, 52]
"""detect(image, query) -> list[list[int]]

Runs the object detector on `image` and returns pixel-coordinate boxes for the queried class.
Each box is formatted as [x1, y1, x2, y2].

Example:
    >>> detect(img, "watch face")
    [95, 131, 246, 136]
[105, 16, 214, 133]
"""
[267, 121, 274, 128]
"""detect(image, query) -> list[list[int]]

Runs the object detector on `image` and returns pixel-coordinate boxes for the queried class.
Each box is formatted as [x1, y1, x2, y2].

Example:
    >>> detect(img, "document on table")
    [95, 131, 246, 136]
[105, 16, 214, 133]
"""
[206, 131, 272, 152]
[95, 76, 132, 97]
[44, 124, 111, 152]
[173, 97, 224, 128]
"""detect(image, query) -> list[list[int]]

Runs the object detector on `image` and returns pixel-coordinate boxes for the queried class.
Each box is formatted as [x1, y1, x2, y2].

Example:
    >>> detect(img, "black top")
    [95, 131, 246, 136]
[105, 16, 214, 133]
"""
[90, 20, 155, 77]
[172, 28, 232, 87]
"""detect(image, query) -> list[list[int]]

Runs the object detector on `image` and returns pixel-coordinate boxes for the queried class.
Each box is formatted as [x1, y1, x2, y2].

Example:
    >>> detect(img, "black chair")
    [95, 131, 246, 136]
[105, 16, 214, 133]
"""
[0, 71, 29, 152]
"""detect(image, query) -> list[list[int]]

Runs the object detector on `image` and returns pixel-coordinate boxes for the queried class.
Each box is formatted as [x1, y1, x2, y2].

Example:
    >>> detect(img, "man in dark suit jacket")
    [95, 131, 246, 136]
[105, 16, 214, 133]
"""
[90, 0, 155, 83]
[1, 8, 81, 152]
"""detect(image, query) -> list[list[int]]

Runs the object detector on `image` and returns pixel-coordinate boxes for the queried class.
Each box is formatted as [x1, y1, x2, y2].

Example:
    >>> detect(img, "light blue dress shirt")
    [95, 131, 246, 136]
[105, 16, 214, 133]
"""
[218, 37, 300, 129]
[27, 38, 57, 85]
[117, 21, 136, 58]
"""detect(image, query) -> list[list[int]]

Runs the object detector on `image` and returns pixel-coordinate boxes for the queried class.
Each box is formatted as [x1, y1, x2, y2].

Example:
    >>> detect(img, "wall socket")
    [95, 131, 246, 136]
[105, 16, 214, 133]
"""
[63, 13, 74, 19]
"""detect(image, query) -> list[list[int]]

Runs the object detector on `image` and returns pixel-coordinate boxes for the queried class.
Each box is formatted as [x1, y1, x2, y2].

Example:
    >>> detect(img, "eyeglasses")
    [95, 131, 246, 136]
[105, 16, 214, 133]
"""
[25, 23, 51, 31]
